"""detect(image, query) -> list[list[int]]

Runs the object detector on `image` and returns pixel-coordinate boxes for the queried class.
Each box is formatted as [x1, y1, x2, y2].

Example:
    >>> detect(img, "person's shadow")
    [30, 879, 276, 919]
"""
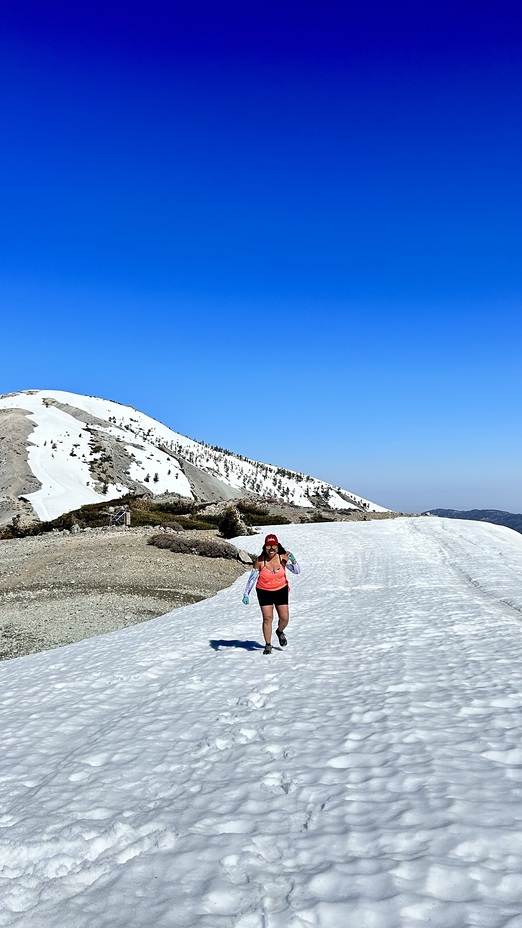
[209, 639, 265, 652]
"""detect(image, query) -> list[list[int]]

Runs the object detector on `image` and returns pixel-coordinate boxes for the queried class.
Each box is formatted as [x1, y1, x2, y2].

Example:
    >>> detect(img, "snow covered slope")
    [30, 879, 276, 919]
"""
[0, 389, 386, 522]
[2, 517, 522, 927]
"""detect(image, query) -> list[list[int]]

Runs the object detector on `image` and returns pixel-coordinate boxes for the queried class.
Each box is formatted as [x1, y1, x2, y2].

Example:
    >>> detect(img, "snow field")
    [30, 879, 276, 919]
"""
[124, 441, 192, 497]
[13, 403, 127, 520]
[1, 518, 522, 926]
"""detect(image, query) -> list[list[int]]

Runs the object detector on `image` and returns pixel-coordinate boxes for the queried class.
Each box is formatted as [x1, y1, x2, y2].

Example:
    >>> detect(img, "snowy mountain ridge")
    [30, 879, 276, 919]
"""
[0, 389, 387, 524]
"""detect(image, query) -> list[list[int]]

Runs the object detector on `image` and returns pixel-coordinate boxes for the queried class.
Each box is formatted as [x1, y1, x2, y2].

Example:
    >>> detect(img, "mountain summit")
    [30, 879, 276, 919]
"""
[0, 390, 387, 524]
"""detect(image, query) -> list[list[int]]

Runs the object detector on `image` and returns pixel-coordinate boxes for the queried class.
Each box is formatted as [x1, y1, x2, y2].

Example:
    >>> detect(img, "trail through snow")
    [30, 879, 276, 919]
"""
[1, 518, 522, 927]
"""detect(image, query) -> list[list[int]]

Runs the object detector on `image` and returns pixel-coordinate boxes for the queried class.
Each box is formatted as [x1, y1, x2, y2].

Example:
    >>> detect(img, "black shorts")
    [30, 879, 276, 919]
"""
[256, 585, 289, 607]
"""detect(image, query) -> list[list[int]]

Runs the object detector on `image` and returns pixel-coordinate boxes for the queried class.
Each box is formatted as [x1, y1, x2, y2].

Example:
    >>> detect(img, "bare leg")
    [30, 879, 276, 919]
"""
[261, 605, 274, 645]
[275, 603, 289, 632]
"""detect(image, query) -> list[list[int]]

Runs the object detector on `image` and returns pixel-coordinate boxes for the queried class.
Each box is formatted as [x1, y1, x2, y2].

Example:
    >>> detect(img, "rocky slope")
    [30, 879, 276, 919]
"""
[0, 389, 388, 525]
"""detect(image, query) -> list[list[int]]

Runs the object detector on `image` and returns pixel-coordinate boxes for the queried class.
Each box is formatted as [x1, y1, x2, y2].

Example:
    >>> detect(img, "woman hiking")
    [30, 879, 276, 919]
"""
[242, 533, 301, 654]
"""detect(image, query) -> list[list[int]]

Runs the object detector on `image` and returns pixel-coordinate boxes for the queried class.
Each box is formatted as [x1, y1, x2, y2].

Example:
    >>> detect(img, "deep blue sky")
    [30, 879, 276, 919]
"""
[1, 1, 521, 512]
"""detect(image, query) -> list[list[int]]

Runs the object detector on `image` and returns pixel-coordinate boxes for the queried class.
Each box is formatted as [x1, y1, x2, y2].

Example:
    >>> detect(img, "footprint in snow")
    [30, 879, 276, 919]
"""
[238, 684, 279, 710]
[262, 771, 291, 794]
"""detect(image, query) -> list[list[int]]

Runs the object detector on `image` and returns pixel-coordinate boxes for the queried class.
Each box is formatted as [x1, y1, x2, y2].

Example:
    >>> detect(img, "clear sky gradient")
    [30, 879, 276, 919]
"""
[1, 1, 521, 513]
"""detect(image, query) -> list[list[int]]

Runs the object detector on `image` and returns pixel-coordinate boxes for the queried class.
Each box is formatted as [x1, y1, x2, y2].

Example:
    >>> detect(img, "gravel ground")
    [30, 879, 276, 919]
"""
[0, 527, 249, 661]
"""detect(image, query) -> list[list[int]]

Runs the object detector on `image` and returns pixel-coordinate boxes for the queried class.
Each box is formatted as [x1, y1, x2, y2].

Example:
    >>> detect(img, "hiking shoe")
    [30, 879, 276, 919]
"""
[276, 628, 287, 647]
[263, 643, 272, 655]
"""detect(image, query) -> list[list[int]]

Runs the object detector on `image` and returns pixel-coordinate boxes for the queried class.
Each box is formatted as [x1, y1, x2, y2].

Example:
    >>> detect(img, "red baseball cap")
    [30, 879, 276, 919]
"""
[264, 534, 279, 547]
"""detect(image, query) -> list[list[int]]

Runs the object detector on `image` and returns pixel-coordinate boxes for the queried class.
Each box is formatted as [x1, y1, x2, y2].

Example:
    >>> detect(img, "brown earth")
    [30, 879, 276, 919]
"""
[0, 527, 249, 661]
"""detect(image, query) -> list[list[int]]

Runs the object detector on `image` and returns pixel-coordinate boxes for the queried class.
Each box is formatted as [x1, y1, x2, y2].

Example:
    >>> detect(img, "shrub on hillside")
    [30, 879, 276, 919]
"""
[0, 516, 26, 540]
[148, 534, 239, 559]
[303, 512, 336, 523]
[235, 500, 291, 526]
[149, 500, 194, 516]
[191, 507, 222, 526]
[218, 507, 245, 539]
[247, 513, 291, 526]
[130, 509, 177, 527]
[236, 500, 270, 520]
[174, 516, 219, 531]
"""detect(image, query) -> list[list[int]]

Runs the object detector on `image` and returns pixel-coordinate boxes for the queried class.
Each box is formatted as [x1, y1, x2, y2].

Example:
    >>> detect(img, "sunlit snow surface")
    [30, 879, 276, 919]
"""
[2, 518, 522, 927]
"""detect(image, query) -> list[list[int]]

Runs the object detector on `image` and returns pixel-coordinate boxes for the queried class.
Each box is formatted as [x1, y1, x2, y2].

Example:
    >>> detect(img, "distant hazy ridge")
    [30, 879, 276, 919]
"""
[428, 509, 522, 535]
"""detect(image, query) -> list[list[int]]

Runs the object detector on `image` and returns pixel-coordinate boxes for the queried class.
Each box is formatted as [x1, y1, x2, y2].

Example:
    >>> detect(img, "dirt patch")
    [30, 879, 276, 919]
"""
[0, 405, 40, 525]
[0, 527, 246, 660]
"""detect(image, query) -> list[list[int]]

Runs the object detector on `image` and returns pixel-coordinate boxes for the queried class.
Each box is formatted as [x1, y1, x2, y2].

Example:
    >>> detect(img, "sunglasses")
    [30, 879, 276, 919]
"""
[265, 544, 278, 551]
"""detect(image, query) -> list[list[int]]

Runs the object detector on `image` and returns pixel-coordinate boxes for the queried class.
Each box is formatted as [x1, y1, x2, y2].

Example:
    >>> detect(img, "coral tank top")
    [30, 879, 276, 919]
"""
[256, 559, 289, 591]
